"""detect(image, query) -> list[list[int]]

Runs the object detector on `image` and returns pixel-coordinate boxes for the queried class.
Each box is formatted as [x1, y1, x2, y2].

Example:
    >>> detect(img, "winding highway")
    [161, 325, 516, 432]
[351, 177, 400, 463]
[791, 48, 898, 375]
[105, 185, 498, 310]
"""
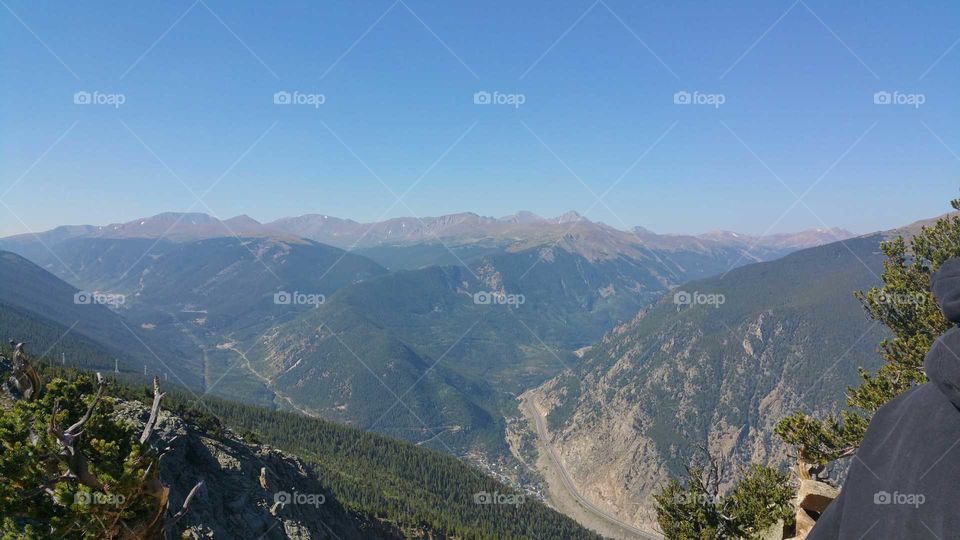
[522, 399, 661, 540]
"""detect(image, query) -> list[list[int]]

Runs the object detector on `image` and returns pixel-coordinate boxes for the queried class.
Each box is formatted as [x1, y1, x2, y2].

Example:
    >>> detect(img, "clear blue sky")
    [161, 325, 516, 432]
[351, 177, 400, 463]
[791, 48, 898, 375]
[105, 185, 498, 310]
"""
[1, 0, 958, 237]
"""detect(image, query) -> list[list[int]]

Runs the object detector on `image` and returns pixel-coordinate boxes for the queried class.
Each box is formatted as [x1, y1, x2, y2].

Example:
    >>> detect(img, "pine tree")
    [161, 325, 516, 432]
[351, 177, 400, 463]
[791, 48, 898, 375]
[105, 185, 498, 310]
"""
[0, 346, 202, 539]
[776, 199, 960, 465]
[653, 449, 793, 539]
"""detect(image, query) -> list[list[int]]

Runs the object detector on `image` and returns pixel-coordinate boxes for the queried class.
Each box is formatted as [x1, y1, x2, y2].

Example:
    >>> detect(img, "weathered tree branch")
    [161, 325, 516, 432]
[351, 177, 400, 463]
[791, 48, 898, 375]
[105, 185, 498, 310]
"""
[163, 480, 205, 533]
[7, 340, 41, 401]
[140, 376, 167, 445]
[67, 372, 107, 435]
[48, 373, 107, 489]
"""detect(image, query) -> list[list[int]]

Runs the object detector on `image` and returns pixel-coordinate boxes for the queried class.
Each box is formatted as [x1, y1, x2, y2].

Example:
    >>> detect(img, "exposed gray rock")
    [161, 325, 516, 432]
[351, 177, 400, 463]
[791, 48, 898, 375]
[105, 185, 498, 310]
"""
[113, 400, 399, 539]
[796, 479, 838, 514]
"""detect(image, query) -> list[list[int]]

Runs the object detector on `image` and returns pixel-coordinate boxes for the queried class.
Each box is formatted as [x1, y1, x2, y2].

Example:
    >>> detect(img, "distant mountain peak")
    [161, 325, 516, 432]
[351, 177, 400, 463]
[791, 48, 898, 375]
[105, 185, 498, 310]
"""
[553, 210, 586, 224]
[30, 212, 297, 243]
[223, 214, 262, 227]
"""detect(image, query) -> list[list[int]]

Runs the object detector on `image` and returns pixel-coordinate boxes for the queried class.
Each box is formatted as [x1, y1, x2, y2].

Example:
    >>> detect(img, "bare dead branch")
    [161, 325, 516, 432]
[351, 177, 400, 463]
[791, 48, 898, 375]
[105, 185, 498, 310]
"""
[47, 374, 107, 489]
[7, 341, 42, 401]
[162, 480, 204, 533]
[140, 376, 167, 445]
[66, 373, 107, 435]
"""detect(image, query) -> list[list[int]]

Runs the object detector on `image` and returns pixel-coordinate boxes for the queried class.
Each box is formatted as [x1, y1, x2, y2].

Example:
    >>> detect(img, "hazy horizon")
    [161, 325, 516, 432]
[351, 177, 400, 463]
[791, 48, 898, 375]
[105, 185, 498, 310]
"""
[0, 206, 881, 239]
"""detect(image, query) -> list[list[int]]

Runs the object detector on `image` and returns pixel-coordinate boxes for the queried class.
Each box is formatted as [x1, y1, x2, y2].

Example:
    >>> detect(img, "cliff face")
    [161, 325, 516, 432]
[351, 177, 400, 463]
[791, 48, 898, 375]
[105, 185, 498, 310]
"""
[527, 310, 826, 526]
[114, 400, 399, 539]
[524, 236, 889, 527]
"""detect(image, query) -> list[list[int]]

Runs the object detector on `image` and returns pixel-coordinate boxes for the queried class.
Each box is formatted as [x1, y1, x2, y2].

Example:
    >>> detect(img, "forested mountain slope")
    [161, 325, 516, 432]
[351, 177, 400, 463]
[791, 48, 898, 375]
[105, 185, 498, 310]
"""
[0, 250, 201, 384]
[14, 362, 601, 540]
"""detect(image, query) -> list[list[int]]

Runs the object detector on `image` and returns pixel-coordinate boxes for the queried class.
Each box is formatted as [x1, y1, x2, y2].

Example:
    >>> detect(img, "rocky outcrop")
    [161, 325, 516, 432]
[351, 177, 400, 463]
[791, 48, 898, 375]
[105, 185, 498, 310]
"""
[791, 478, 838, 539]
[525, 310, 810, 526]
[523, 236, 887, 529]
[113, 400, 399, 539]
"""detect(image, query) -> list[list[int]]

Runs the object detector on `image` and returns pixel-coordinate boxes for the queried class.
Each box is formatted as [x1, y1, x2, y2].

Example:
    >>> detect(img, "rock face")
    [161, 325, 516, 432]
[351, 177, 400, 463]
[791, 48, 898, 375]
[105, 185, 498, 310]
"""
[796, 479, 838, 515]
[113, 401, 398, 539]
[523, 236, 888, 528]
[792, 479, 839, 539]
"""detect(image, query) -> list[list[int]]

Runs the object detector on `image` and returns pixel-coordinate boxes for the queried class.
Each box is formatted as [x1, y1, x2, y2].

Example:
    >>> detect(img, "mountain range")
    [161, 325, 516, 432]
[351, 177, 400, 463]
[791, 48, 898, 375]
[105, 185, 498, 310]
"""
[0, 212, 851, 451]
[2, 210, 852, 267]
[0, 209, 880, 537]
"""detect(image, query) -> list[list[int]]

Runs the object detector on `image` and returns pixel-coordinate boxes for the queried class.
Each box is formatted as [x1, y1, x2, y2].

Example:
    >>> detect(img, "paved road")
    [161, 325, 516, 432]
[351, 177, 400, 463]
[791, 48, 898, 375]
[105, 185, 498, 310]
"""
[225, 346, 321, 419]
[523, 399, 661, 540]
